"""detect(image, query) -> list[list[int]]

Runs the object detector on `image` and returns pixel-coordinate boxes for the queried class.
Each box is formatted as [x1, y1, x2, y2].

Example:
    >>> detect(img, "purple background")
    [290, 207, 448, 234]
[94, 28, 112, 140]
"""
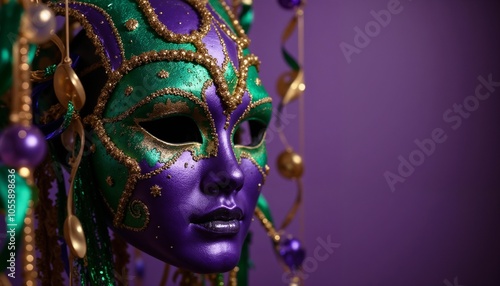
[247, 0, 500, 285]
[245, 0, 500, 285]
[4, 0, 500, 285]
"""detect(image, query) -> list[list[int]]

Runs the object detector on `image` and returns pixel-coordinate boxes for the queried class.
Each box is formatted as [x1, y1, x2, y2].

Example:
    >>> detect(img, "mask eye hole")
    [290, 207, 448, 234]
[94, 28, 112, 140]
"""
[234, 120, 266, 147]
[139, 116, 203, 144]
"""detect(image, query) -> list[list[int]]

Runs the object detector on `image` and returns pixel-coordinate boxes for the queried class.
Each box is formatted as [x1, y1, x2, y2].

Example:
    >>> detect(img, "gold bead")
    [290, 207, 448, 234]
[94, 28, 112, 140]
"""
[277, 149, 304, 179]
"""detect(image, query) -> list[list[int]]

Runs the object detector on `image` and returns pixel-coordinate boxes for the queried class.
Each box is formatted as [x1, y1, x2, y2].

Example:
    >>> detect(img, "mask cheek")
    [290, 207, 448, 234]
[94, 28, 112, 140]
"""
[120, 154, 211, 260]
[131, 151, 207, 221]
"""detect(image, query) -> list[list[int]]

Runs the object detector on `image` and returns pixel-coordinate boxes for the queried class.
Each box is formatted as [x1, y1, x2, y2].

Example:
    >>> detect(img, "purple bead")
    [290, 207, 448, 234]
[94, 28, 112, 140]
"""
[0, 124, 47, 168]
[277, 235, 306, 271]
[278, 0, 302, 9]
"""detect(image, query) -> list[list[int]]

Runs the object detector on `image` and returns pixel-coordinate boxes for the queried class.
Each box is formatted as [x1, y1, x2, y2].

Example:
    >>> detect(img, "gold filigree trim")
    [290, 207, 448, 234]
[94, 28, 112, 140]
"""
[137, 151, 186, 180]
[148, 99, 188, 119]
[135, 0, 211, 55]
[102, 88, 203, 123]
[94, 50, 259, 116]
[250, 97, 273, 107]
[49, 2, 126, 74]
[124, 200, 150, 232]
[211, 14, 245, 77]
[200, 79, 220, 156]
[240, 152, 267, 182]
[212, 0, 250, 49]
[211, 22, 230, 71]
[85, 114, 142, 228]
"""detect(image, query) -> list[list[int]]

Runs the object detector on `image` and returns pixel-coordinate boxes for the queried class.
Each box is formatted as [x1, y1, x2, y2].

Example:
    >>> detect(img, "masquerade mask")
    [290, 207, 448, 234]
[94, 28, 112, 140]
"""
[49, 0, 271, 274]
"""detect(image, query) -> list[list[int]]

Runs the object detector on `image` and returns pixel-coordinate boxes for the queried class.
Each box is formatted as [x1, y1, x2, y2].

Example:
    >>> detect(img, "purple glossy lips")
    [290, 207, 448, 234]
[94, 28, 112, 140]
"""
[192, 208, 243, 234]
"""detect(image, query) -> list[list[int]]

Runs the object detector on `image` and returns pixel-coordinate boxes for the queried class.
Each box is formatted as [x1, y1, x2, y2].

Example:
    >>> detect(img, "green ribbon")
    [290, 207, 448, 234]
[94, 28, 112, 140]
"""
[44, 64, 57, 78]
[0, 167, 32, 272]
[282, 47, 300, 72]
[280, 12, 301, 72]
[63, 101, 75, 130]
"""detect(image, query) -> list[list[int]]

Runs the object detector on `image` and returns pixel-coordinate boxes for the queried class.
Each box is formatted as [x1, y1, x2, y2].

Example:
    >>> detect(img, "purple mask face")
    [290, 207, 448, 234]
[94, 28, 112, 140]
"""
[84, 0, 272, 273]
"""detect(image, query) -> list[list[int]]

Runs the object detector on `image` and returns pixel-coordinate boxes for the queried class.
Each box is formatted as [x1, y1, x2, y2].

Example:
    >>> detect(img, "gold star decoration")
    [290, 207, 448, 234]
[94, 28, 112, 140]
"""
[150, 185, 162, 197]
[157, 70, 170, 79]
[255, 78, 262, 86]
[125, 86, 133, 96]
[125, 19, 139, 31]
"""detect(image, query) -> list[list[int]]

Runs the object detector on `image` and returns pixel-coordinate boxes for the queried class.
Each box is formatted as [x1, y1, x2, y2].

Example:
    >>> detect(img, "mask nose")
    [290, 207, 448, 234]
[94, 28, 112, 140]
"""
[201, 140, 244, 196]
